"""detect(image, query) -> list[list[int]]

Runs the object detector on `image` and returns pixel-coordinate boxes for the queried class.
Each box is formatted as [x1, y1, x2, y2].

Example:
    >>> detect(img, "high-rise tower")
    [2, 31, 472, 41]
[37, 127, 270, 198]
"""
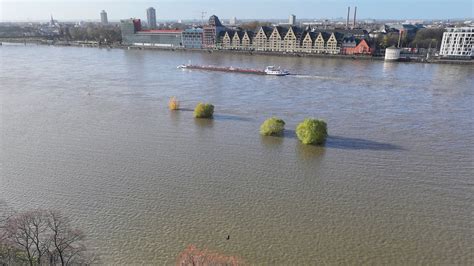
[147, 7, 157, 29]
[100, 10, 108, 24]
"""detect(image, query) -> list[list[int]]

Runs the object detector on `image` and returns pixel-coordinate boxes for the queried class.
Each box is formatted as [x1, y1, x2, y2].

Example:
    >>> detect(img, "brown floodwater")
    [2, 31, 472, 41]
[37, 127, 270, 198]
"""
[1, 45, 473, 264]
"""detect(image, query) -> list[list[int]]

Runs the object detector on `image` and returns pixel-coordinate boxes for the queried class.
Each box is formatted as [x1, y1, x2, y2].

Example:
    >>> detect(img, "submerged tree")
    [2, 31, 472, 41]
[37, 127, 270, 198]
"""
[168, 97, 180, 110]
[193, 103, 214, 119]
[260, 117, 286, 136]
[296, 118, 328, 145]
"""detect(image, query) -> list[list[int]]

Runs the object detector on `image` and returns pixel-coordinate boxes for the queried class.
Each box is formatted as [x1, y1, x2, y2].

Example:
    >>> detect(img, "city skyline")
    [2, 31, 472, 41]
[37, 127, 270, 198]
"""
[0, 0, 473, 22]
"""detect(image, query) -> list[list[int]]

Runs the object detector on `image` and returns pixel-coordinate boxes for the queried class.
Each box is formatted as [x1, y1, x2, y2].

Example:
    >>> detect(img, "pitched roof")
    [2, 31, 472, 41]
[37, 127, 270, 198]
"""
[273, 26, 288, 39]
[314, 31, 332, 41]
[208, 15, 223, 27]
[217, 30, 227, 41]
[233, 31, 245, 39]
[243, 30, 254, 37]
[257, 26, 273, 37]
[342, 37, 371, 47]
[302, 31, 317, 41]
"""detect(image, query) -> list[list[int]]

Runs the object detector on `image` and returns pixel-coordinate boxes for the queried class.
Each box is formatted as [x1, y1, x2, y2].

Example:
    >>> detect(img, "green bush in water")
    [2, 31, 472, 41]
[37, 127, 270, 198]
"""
[296, 118, 328, 145]
[193, 103, 214, 118]
[260, 117, 286, 136]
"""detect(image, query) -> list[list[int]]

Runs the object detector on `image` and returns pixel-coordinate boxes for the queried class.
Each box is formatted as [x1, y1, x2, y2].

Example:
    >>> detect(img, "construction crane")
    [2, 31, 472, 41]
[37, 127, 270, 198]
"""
[201, 11, 207, 25]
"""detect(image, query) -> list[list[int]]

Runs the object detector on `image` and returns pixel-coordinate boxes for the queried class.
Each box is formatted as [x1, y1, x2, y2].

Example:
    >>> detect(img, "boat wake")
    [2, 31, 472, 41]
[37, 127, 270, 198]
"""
[290, 74, 343, 80]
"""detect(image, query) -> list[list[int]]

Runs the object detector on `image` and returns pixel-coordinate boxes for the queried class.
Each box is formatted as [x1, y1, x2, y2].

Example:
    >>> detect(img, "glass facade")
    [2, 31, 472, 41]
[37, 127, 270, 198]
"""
[182, 29, 203, 49]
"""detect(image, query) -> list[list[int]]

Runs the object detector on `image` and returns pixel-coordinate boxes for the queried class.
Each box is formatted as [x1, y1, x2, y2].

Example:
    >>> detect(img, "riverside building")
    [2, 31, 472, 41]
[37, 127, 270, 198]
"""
[203, 15, 226, 48]
[439, 27, 474, 58]
[182, 28, 203, 49]
[120, 19, 182, 47]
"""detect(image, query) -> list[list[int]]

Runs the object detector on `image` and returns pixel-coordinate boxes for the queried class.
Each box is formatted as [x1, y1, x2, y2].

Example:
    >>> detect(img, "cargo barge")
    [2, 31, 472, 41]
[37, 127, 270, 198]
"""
[177, 64, 290, 76]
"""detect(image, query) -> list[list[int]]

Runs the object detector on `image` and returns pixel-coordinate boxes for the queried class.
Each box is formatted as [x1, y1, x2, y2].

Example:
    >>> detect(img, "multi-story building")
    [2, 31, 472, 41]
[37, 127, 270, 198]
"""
[282, 26, 304, 52]
[220, 31, 233, 49]
[240, 31, 253, 49]
[203, 15, 225, 48]
[121, 19, 182, 47]
[313, 32, 328, 53]
[231, 32, 243, 49]
[439, 27, 473, 58]
[146, 7, 157, 29]
[120, 18, 142, 43]
[100, 10, 108, 24]
[253, 26, 272, 51]
[182, 28, 203, 49]
[289, 14, 296, 26]
[301, 32, 316, 53]
[268, 26, 287, 51]
[129, 30, 183, 47]
[325, 32, 342, 54]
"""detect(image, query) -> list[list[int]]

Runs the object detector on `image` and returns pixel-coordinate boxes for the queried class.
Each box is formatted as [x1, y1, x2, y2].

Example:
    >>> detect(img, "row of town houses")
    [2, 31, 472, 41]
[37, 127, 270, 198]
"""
[121, 15, 374, 55]
[218, 26, 373, 55]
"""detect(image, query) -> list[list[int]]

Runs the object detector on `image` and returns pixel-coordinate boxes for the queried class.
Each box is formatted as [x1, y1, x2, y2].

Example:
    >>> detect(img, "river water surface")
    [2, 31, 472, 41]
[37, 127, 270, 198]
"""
[1, 45, 473, 264]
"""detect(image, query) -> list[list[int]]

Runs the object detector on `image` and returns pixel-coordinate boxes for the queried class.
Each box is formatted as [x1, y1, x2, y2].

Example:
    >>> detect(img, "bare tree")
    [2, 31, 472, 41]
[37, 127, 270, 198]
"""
[0, 208, 94, 266]
[3, 211, 43, 265]
[46, 210, 87, 266]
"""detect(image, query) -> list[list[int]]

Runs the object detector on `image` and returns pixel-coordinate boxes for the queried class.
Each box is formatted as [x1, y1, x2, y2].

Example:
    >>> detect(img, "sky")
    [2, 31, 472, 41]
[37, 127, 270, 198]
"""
[0, 0, 473, 22]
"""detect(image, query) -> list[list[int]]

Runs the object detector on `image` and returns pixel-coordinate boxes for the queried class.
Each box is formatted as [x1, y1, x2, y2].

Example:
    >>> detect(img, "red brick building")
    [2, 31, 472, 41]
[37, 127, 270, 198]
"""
[341, 39, 373, 55]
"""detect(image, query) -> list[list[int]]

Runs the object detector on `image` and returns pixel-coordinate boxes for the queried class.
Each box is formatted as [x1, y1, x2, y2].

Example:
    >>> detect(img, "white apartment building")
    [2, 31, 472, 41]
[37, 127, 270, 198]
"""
[439, 27, 473, 58]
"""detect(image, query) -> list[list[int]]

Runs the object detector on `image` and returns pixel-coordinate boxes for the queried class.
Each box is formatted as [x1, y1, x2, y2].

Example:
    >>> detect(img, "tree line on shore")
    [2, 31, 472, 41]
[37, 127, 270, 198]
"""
[375, 28, 446, 49]
[0, 24, 122, 44]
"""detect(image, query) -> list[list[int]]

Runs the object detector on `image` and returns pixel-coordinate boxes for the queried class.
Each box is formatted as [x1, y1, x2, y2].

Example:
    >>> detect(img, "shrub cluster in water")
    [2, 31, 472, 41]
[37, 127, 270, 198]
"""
[296, 118, 328, 145]
[194, 103, 214, 118]
[260, 117, 286, 136]
[172, 101, 328, 146]
[168, 96, 180, 110]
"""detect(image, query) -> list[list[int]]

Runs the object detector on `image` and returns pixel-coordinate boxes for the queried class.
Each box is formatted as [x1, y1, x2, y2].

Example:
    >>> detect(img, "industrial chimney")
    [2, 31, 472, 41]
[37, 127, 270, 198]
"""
[346, 7, 350, 29]
[353, 6, 357, 29]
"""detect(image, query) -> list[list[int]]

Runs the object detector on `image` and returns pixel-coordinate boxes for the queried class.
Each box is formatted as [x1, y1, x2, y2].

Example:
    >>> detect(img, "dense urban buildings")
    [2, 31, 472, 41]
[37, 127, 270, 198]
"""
[115, 13, 473, 61]
[147, 7, 157, 29]
[439, 27, 474, 58]
[120, 14, 373, 55]
[100, 10, 108, 24]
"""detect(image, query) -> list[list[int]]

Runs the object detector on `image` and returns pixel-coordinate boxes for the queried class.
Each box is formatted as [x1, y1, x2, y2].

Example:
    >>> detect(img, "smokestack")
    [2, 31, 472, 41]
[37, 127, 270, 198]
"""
[353, 6, 357, 29]
[346, 7, 350, 29]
